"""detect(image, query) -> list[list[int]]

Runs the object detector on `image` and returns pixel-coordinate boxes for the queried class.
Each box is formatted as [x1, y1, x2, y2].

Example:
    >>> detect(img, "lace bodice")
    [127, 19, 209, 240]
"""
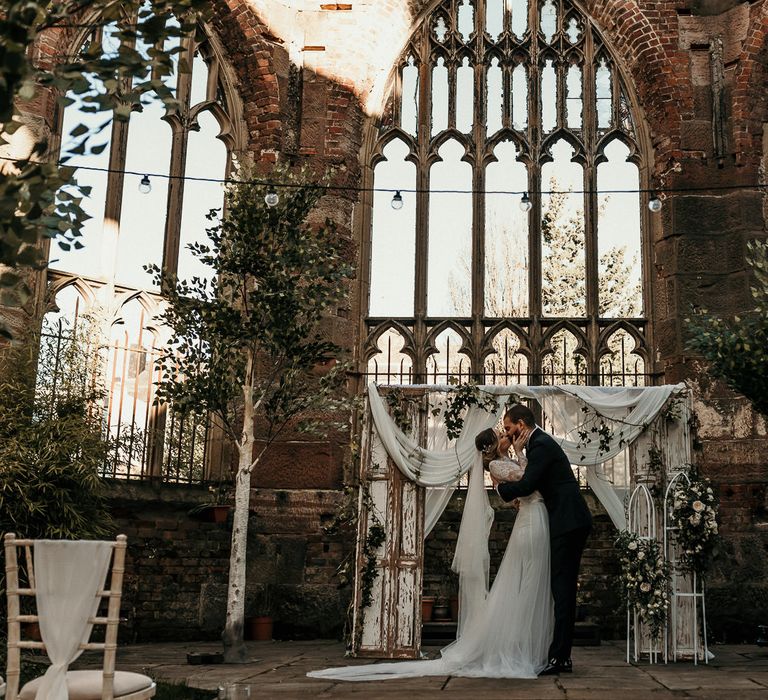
[489, 456, 543, 505]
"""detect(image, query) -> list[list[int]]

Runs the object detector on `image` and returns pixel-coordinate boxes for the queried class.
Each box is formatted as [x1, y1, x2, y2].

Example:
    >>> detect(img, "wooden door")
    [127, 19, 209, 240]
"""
[351, 389, 426, 658]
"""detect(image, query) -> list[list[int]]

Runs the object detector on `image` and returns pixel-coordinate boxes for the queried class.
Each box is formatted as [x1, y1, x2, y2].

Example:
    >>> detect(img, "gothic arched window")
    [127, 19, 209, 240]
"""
[43, 16, 242, 481]
[366, 0, 650, 387]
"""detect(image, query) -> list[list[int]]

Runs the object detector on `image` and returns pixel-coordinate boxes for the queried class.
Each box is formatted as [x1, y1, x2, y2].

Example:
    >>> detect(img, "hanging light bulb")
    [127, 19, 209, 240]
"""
[390, 190, 404, 210]
[138, 174, 152, 194]
[519, 192, 532, 212]
[264, 188, 279, 208]
[648, 192, 663, 212]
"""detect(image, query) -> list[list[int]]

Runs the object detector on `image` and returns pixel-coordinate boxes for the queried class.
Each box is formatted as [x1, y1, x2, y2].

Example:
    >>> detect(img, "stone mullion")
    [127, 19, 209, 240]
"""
[148, 36, 194, 478]
[556, 39, 566, 132]
[447, 53, 457, 131]
[412, 29, 433, 384]
[471, 2, 486, 381]
[582, 27, 599, 384]
[160, 36, 194, 280]
[392, 57, 404, 128]
[501, 53, 512, 131]
[528, 0, 543, 385]
[103, 119, 129, 285]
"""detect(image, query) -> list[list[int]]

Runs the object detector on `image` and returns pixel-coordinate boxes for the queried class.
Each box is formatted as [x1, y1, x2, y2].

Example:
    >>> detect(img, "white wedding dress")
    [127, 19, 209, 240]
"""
[308, 457, 554, 681]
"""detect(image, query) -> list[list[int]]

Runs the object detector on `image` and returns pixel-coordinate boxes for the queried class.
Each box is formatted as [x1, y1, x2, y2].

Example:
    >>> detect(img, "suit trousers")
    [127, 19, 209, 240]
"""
[548, 525, 591, 662]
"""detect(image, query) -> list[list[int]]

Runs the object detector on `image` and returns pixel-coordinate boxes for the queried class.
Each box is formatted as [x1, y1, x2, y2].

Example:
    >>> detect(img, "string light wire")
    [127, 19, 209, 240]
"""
[2, 155, 767, 198]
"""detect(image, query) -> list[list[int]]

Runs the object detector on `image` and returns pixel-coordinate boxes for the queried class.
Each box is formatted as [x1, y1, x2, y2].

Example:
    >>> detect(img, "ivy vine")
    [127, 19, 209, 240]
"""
[385, 387, 421, 434]
[438, 382, 503, 440]
[358, 479, 386, 611]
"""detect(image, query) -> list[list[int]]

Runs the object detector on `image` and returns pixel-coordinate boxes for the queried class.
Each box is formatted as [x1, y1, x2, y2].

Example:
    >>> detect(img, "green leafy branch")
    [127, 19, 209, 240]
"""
[438, 382, 502, 441]
[685, 239, 768, 418]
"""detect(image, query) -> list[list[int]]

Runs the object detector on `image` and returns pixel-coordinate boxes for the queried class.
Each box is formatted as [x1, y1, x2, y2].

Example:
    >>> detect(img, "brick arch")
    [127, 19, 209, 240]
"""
[211, 0, 283, 162]
[583, 1, 692, 166]
[406, 0, 691, 171]
[732, 2, 768, 167]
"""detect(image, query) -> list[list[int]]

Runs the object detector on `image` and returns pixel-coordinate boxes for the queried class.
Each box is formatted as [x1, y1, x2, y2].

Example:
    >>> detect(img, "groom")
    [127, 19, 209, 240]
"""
[493, 404, 592, 676]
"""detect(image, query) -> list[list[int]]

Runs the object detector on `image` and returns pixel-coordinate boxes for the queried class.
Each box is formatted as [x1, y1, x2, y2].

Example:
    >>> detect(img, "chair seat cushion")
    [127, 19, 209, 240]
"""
[20, 670, 154, 700]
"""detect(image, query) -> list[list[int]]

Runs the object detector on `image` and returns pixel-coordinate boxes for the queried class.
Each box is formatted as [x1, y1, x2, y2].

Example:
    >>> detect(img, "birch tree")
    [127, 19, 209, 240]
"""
[149, 165, 354, 662]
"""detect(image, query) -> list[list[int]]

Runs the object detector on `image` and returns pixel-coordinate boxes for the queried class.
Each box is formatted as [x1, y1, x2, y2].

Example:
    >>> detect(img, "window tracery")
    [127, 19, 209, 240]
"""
[366, 0, 650, 387]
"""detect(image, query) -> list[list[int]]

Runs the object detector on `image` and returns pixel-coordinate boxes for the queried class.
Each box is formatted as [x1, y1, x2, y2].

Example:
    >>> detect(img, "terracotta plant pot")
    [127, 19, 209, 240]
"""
[245, 615, 273, 641]
[205, 505, 231, 523]
[421, 596, 435, 622]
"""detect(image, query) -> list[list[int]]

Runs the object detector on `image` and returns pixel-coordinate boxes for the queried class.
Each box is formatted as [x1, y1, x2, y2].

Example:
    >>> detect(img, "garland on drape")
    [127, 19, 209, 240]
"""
[368, 381, 687, 530]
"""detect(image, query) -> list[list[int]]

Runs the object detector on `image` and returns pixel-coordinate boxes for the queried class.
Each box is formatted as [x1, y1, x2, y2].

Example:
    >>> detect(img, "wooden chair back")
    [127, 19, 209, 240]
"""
[4, 533, 128, 700]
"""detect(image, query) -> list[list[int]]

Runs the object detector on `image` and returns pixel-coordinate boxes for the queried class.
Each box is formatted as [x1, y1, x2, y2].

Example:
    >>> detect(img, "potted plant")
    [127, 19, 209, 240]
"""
[421, 595, 435, 623]
[431, 549, 458, 621]
[245, 586, 273, 641]
[189, 481, 233, 523]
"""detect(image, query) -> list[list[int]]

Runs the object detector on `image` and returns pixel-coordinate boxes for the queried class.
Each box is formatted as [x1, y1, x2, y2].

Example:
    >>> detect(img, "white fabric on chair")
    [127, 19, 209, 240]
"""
[19, 671, 154, 700]
[33, 540, 113, 700]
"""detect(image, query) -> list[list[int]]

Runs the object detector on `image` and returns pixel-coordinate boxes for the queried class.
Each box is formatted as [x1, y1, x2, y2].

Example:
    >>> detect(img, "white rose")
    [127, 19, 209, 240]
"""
[640, 582, 651, 593]
[692, 500, 705, 512]
[628, 541, 638, 550]
[637, 551, 645, 560]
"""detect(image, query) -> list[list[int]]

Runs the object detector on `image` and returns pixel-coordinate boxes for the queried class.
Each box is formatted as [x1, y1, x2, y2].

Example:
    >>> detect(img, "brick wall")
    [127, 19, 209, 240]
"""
[109, 482, 352, 642]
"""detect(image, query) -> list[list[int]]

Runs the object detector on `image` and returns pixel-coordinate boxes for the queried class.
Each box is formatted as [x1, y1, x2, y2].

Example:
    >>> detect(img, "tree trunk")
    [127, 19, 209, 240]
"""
[222, 376, 255, 663]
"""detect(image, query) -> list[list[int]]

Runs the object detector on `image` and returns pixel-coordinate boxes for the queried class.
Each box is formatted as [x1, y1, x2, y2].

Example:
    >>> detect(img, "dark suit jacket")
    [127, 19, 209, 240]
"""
[497, 427, 592, 538]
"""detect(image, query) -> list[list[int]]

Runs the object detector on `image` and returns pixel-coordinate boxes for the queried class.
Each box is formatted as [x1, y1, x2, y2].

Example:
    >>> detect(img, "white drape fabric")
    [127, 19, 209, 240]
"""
[33, 540, 113, 700]
[367, 383, 505, 487]
[368, 382, 686, 531]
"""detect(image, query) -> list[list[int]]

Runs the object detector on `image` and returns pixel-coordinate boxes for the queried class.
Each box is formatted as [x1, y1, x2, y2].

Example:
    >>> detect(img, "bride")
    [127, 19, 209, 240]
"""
[307, 427, 554, 681]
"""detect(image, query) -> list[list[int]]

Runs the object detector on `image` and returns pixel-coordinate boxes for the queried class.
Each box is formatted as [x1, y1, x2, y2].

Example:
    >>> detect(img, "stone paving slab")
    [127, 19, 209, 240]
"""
[69, 639, 768, 699]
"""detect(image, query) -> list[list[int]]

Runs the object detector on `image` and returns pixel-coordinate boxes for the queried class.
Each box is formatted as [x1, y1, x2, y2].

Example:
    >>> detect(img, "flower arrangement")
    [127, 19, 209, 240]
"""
[615, 531, 670, 640]
[669, 471, 719, 575]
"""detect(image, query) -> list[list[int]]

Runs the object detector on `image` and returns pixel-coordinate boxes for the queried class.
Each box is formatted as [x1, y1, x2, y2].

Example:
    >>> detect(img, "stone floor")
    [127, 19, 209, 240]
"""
[82, 639, 768, 699]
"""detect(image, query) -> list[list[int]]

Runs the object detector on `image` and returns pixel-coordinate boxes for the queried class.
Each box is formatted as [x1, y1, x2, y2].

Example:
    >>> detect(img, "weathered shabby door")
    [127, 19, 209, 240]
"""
[351, 388, 426, 658]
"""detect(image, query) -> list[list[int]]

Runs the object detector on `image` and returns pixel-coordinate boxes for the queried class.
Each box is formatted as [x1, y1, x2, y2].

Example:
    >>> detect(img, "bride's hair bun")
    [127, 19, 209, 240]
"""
[475, 428, 497, 452]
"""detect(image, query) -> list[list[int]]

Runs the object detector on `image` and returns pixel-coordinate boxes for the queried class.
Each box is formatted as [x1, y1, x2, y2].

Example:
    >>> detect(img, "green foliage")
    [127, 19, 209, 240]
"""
[148, 163, 355, 448]
[669, 470, 719, 577]
[685, 239, 768, 417]
[542, 183, 641, 318]
[385, 387, 421, 434]
[0, 323, 113, 539]
[614, 531, 670, 641]
[0, 0, 210, 338]
[439, 382, 502, 440]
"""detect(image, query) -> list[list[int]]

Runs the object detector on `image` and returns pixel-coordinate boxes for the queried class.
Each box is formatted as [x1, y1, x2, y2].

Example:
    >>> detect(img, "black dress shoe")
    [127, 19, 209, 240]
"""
[538, 658, 573, 676]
